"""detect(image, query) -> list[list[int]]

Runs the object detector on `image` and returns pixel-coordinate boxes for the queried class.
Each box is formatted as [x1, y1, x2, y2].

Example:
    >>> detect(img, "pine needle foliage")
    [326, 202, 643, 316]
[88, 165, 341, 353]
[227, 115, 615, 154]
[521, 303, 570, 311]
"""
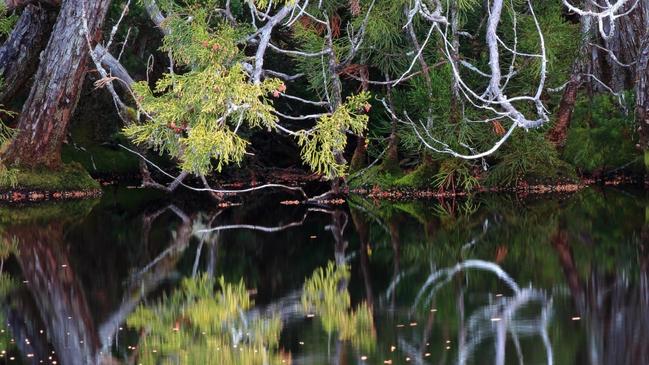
[0, 165, 18, 189]
[126, 3, 369, 178]
[0, 4, 17, 37]
[127, 275, 284, 365]
[297, 92, 369, 178]
[124, 8, 283, 175]
[301, 261, 375, 352]
[563, 94, 640, 173]
[0, 77, 16, 147]
[485, 129, 575, 186]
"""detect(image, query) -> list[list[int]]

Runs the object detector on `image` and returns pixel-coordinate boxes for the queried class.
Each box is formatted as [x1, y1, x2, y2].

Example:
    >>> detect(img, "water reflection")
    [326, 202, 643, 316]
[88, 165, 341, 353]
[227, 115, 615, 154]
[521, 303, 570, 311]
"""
[0, 187, 646, 364]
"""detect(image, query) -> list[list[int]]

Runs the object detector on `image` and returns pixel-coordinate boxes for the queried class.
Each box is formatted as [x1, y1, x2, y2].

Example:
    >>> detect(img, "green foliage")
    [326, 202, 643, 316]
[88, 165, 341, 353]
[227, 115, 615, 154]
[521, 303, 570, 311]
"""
[486, 129, 575, 186]
[81, 0, 645, 187]
[0, 162, 100, 191]
[289, 20, 337, 98]
[127, 5, 368, 179]
[125, 9, 283, 175]
[127, 275, 284, 365]
[0, 4, 17, 37]
[0, 116, 14, 145]
[0, 272, 15, 298]
[0, 164, 18, 189]
[0, 77, 16, 146]
[518, 1, 579, 89]
[563, 94, 640, 173]
[432, 158, 479, 191]
[297, 93, 369, 178]
[254, 0, 294, 9]
[126, 63, 281, 175]
[356, 1, 410, 75]
[0, 235, 18, 262]
[301, 261, 375, 352]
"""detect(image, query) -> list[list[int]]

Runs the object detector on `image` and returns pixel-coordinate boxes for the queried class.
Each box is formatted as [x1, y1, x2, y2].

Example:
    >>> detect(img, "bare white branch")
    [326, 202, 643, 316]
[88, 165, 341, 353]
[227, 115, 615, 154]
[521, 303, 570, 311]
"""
[563, 0, 639, 39]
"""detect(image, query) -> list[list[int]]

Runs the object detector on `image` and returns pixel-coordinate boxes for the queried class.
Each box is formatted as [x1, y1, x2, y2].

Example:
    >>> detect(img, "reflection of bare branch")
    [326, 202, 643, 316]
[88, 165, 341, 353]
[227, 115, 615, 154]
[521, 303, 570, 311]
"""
[393, 259, 554, 365]
[195, 210, 313, 234]
[128, 205, 193, 281]
[458, 288, 553, 365]
[412, 260, 521, 311]
[554, 229, 649, 364]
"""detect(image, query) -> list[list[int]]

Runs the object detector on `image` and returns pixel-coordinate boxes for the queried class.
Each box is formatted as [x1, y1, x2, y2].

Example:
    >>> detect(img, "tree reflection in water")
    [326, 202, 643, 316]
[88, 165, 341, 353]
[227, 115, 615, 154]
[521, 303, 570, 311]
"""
[392, 259, 553, 365]
[0, 187, 647, 364]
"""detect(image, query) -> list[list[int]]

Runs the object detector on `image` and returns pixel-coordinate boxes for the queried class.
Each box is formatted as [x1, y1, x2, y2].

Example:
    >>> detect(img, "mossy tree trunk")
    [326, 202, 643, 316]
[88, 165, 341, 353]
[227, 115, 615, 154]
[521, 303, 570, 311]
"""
[0, 4, 53, 105]
[1, 0, 111, 168]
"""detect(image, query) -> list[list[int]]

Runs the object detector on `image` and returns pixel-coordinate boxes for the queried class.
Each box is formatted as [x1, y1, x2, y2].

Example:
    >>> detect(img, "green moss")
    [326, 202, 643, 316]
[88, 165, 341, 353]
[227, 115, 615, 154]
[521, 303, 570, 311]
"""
[349, 165, 404, 189]
[393, 160, 437, 188]
[61, 141, 141, 176]
[0, 162, 100, 191]
[379, 144, 402, 175]
[0, 198, 97, 225]
[350, 156, 441, 189]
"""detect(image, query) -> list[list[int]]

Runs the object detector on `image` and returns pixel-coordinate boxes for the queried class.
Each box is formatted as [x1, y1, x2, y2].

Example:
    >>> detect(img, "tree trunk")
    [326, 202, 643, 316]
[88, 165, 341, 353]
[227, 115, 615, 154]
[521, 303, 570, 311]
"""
[547, 74, 580, 147]
[0, 4, 53, 105]
[349, 135, 367, 172]
[7, 221, 100, 365]
[635, 35, 649, 180]
[3, 0, 60, 11]
[598, 0, 646, 92]
[449, 0, 461, 124]
[547, 7, 595, 148]
[1, 0, 111, 168]
[382, 75, 401, 174]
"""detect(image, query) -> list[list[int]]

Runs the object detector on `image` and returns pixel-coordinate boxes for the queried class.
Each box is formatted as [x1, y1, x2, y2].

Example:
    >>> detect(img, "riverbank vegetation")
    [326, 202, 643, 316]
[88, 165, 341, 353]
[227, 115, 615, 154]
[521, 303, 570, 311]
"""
[1, 0, 648, 198]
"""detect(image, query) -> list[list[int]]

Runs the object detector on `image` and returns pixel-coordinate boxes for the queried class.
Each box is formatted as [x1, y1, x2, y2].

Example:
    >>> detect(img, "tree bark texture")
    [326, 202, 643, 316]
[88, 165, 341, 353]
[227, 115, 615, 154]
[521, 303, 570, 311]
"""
[635, 35, 649, 174]
[546, 9, 595, 147]
[547, 74, 580, 148]
[0, 4, 53, 105]
[1, 0, 111, 168]
[3, 0, 60, 11]
[597, 0, 647, 92]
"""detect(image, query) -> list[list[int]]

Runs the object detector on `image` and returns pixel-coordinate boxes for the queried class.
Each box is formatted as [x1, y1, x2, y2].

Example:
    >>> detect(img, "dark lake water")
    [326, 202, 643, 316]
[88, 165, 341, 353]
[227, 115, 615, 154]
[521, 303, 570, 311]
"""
[0, 187, 647, 364]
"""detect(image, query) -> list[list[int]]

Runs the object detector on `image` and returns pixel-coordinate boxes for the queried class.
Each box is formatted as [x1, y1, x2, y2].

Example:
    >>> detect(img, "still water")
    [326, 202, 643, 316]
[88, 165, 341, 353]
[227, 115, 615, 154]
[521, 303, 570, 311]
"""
[0, 187, 647, 365]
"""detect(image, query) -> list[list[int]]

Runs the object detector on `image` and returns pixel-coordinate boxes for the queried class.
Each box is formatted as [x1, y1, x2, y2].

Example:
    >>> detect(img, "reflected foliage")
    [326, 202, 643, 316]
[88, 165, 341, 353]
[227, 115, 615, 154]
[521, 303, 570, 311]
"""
[301, 262, 375, 353]
[127, 275, 284, 365]
[0, 187, 647, 364]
